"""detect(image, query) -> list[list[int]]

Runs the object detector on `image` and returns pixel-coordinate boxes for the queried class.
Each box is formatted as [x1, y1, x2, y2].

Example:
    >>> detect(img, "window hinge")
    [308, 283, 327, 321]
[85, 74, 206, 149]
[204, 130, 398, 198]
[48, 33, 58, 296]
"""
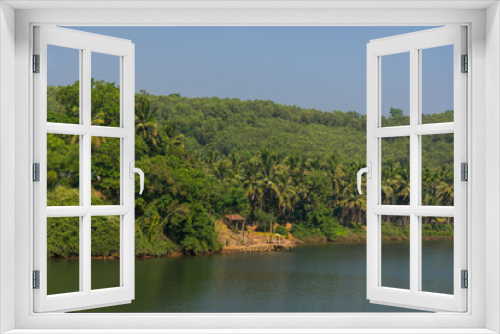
[461, 270, 468, 289]
[461, 162, 468, 181]
[33, 163, 40, 182]
[33, 54, 40, 73]
[461, 54, 468, 73]
[33, 270, 40, 289]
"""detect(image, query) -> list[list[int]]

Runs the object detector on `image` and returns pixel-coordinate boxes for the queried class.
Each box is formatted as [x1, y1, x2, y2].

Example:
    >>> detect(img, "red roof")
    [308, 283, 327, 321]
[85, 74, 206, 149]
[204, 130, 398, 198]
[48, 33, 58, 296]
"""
[225, 214, 245, 221]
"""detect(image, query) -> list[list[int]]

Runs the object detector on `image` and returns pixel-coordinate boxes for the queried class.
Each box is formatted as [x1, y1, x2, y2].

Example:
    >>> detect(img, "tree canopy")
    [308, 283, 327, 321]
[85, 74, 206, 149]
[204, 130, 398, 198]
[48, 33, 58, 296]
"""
[46, 80, 454, 257]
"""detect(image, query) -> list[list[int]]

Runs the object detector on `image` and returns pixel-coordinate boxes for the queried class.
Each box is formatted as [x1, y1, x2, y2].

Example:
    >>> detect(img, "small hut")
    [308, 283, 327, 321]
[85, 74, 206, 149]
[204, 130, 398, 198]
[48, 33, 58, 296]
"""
[225, 214, 246, 244]
[225, 214, 246, 232]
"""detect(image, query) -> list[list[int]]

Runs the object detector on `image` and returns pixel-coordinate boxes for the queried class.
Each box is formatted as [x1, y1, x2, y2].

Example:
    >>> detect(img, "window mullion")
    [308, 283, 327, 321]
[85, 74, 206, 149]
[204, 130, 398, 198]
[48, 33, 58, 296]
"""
[409, 47, 420, 294]
[81, 48, 92, 294]
[78, 49, 84, 293]
[373, 123, 454, 138]
[90, 126, 129, 138]
[413, 123, 454, 135]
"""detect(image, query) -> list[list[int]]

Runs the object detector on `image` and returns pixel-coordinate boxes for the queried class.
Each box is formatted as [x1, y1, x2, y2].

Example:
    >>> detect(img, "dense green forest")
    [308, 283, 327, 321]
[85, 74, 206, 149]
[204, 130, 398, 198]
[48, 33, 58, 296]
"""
[46, 80, 454, 258]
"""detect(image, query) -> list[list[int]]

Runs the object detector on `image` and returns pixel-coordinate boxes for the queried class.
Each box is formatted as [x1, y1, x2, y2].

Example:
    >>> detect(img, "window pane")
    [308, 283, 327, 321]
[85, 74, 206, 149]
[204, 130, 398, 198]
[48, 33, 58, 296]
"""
[47, 45, 80, 124]
[91, 215, 121, 290]
[47, 134, 80, 206]
[381, 137, 410, 205]
[421, 45, 454, 124]
[381, 52, 410, 127]
[91, 137, 120, 205]
[421, 217, 454, 294]
[381, 215, 410, 290]
[47, 217, 80, 295]
[421, 134, 454, 206]
[91, 52, 121, 127]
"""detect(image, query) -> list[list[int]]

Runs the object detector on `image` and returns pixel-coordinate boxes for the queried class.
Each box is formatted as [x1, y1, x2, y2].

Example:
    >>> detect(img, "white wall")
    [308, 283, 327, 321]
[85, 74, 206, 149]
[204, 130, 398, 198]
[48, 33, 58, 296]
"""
[486, 2, 500, 333]
[4, 4, 496, 332]
[0, 2, 16, 333]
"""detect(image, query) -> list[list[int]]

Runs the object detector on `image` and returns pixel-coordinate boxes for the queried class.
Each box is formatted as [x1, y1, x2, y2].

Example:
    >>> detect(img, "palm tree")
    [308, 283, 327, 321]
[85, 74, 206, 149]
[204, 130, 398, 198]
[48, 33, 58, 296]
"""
[285, 155, 300, 177]
[213, 159, 233, 182]
[259, 149, 274, 180]
[305, 156, 322, 171]
[295, 180, 311, 210]
[207, 150, 219, 169]
[327, 161, 347, 208]
[436, 181, 454, 207]
[339, 181, 367, 226]
[256, 150, 282, 216]
[276, 172, 297, 220]
[162, 120, 184, 151]
[230, 152, 241, 176]
[135, 95, 158, 146]
[397, 178, 410, 205]
[243, 158, 263, 212]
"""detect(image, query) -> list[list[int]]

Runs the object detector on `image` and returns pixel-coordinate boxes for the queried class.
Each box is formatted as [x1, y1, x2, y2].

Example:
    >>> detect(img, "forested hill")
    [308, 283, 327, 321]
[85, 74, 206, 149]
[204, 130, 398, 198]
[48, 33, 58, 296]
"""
[146, 93, 367, 163]
[144, 93, 453, 164]
[48, 81, 453, 166]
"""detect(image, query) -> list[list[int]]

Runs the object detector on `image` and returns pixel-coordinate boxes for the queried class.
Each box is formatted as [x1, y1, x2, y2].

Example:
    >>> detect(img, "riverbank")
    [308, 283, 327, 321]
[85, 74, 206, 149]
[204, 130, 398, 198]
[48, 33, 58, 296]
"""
[221, 243, 293, 254]
[54, 234, 452, 261]
[48, 221, 453, 260]
[131, 222, 452, 258]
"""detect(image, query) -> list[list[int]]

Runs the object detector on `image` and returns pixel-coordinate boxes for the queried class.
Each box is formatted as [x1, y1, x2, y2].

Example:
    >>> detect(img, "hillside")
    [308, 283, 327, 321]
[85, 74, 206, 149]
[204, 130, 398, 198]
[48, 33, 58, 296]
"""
[146, 94, 367, 163]
[146, 94, 453, 168]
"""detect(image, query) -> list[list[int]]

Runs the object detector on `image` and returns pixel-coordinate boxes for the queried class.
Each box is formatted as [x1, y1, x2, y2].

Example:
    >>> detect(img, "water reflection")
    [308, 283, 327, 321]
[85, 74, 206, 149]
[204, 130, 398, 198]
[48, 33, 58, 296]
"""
[55, 242, 453, 313]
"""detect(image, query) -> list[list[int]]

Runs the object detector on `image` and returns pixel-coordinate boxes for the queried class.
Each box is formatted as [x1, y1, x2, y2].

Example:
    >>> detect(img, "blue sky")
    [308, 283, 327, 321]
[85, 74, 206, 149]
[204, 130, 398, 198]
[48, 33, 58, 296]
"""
[48, 26, 453, 116]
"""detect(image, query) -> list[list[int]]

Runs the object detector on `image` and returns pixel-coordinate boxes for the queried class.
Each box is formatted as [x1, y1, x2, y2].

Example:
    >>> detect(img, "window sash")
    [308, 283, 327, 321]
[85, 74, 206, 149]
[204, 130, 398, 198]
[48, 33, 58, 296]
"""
[32, 25, 136, 313]
[366, 26, 468, 312]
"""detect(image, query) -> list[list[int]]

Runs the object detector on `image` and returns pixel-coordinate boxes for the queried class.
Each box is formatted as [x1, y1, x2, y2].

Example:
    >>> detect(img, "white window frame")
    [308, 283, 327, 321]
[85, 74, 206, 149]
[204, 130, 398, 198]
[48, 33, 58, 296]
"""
[366, 26, 468, 312]
[0, 1, 499, 333]
[33, 25, 136, 313]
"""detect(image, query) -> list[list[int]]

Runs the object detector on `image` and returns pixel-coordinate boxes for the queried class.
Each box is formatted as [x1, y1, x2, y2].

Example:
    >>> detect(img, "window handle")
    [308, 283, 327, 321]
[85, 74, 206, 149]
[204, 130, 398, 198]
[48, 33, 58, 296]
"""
[357, 162, 371, 195]
[129, 162, 144, 195]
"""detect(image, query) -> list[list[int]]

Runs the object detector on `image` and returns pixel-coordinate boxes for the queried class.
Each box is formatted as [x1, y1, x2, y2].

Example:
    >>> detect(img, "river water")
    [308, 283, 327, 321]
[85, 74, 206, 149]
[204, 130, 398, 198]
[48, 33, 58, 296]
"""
[47, 241, 454, 313]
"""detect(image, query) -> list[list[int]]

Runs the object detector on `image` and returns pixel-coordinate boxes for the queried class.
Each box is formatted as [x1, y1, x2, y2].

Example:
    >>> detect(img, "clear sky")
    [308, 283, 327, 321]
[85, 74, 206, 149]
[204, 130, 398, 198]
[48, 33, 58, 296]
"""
[49, 26, 453, 116]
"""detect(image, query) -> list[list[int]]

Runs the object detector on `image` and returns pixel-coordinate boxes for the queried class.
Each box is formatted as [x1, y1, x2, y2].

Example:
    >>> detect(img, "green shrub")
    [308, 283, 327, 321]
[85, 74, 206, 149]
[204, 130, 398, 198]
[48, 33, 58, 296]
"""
[254, 210, 275, 232]
[274, 225, 288, 236]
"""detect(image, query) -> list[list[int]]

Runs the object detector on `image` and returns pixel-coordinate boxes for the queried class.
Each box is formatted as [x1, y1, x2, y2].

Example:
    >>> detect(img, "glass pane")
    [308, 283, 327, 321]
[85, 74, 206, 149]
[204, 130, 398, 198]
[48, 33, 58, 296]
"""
[47, 134, 80, 206]
[381, 137, 410, 205]
[421, 217, 454, 294]
[91, 52, 121, 127]
[47, 217, 80, 295]
[91, 216, 121, 290]
[381, 215, 410, 289]
[381, 52, 410, 127]
[421, 45, 454, 124]
[91, 137, 120, 205]
[47, 45, 80, 124]
[421, 134, 454, 206]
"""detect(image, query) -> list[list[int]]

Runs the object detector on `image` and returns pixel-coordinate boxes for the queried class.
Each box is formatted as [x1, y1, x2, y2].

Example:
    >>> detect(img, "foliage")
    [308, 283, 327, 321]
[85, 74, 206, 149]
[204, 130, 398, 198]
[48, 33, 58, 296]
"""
[46, 81, 454, 257]
[91, 216, 120, 257]
[274, 225, 289, 237]
[47, 217, 80, 258]
[254, 210, 275, 232]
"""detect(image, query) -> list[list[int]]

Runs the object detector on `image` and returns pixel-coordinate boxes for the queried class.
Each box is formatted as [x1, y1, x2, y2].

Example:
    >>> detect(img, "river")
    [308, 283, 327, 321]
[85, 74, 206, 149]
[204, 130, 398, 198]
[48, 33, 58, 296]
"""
[47, 241, 454, 313]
